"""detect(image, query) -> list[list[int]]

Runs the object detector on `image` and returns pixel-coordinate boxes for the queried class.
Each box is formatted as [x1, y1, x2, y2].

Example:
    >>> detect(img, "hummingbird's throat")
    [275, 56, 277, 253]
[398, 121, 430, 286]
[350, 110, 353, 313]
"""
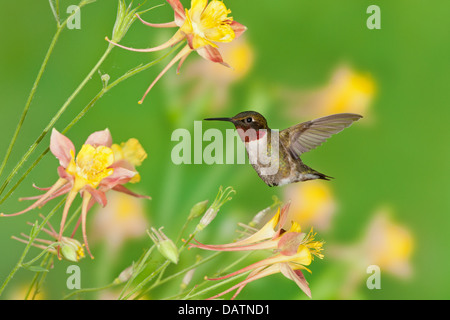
[236, 128, 267, 143]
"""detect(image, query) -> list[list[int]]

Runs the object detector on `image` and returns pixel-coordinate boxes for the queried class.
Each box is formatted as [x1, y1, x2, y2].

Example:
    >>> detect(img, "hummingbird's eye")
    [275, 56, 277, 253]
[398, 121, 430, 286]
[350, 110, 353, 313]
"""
[246, 117, 253, 123]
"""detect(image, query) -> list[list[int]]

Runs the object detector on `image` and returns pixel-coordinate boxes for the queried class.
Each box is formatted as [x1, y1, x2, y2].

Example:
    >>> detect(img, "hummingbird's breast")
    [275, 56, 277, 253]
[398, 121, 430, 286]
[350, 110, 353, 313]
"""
[244, 130, 294, 186]
[244, 131, 270, 165]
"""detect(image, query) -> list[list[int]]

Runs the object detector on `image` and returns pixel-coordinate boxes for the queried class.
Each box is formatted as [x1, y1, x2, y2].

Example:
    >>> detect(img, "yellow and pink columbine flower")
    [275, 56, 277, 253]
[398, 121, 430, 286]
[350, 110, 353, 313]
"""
[106, 0, 247, 104]
[1, 129, 149, 259]
[189, 203, 324, 299]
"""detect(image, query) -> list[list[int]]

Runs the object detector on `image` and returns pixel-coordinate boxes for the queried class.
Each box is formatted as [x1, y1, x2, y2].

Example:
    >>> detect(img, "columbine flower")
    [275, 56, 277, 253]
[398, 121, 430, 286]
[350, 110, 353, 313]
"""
[105, 0, 247, 104]
[189, 203, 324, 299]
[1, 129, 149, 258]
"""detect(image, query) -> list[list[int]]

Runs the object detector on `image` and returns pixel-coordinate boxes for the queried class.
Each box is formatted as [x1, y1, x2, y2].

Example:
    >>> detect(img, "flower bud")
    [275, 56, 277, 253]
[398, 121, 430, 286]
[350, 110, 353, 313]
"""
[101, 73, 110, 87]
[148, 227, 179, 264]
[110, 1, 150, 43]
[188, 200, 209, 220]
[115, 265, 134, 284]
[180, 269, 196, 291]
[60, 237, 85, 262]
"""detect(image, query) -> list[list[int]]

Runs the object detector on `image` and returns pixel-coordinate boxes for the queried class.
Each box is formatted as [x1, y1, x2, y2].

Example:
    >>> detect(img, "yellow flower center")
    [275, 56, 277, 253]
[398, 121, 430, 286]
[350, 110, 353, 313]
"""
[67, 144, 114, 190]
[301, 228, 325, 260]
[181, 0, 235, 49]
[76, 244, 86, 260]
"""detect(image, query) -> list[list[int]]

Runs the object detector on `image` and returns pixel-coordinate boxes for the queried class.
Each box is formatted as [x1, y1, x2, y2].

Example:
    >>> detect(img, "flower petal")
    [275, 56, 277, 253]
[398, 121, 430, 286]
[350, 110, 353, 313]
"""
[57, 166, 74, 181]
[201, 1, 230, 27]
[230, 21, 247, 39]
[273, 202, 291, 239]
[50, 129, 75, 168]
[190, 0, 208, 21]
[197, 45, 231, 68]
[280, 264, 311, 298]
[192, 33, 217, 49]
[277, 232, 306, 256]
[85, 185, 107, 207]
[167, 0, 187, 26]
[112, 184, 151, 199]
[100, 167, 137, 190]
[85, 128, 112, 148]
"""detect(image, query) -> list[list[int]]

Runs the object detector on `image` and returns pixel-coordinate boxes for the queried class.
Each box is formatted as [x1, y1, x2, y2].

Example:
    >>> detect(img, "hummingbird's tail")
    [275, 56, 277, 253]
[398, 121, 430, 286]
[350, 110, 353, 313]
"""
[314, 171, 334, 181]
[302, 164, 334, 181]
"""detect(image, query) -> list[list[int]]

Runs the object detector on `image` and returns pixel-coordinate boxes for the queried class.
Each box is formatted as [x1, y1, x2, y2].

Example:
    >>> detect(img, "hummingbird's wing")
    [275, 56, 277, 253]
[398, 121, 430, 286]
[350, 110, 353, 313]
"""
[281, 113, 362, 158]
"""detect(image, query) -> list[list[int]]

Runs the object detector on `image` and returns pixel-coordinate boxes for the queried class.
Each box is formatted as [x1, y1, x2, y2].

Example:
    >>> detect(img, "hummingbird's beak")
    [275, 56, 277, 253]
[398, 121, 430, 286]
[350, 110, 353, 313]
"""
[204, 117, 233, 122]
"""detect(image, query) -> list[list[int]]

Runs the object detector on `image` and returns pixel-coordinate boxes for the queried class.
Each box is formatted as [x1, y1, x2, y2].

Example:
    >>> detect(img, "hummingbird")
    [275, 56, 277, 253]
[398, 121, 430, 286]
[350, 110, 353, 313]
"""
[204, 111, 362, 187]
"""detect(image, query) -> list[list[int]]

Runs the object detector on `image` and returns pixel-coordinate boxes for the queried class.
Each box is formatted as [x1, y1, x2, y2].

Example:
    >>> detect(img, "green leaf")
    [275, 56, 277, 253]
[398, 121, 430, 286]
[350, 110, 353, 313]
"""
[23, 265, 49, 273]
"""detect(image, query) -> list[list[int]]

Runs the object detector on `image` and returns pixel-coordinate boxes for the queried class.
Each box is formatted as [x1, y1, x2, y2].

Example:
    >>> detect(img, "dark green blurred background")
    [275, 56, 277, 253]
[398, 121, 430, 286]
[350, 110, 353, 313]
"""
[0, 0, 449, 299]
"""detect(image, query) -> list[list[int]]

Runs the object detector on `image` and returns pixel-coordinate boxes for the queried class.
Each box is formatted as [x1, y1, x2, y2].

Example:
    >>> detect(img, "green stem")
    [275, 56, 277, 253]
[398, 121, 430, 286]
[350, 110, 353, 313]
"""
[22, 244, 58, 267]
[0, 42, 184, 205]
[176, 219, 191, 244]
[0, 198, 65, 297]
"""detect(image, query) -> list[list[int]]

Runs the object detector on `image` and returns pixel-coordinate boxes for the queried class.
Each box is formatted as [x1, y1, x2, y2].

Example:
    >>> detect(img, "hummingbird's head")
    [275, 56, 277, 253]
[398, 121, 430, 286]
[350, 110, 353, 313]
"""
[204, 111, 268, 131]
